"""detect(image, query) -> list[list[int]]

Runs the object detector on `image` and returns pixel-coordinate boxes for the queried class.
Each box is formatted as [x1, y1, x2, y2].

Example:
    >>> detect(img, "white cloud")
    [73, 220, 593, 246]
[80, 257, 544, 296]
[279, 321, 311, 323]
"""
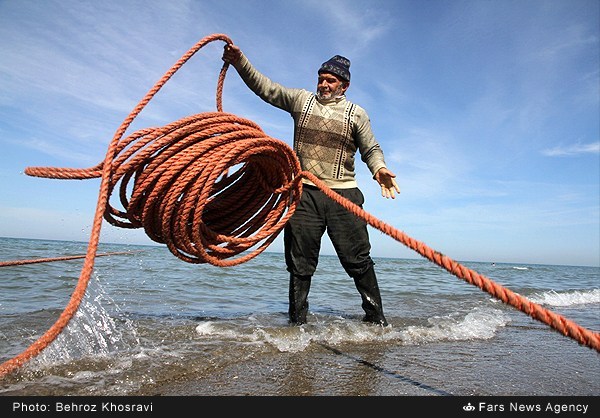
[542, 141, 600, 156]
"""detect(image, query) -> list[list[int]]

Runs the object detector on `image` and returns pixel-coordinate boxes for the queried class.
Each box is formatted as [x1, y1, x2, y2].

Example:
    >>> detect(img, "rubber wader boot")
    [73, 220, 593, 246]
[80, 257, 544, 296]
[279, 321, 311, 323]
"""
[289, 274, 311, 325]
[353, 266, 388, 326]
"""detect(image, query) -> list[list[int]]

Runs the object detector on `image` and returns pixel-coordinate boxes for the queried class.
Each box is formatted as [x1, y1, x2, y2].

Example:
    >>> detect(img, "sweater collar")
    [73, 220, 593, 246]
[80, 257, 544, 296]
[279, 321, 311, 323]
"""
[315, 94, 346, 105]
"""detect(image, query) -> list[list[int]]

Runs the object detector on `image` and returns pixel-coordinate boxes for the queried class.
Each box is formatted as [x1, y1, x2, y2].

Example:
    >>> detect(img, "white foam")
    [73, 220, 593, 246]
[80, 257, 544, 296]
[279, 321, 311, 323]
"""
[195, 321, 216, 335]
[192, 308, 510, 351]
[528, 289, 600, 307]
[398, 307, 510, 344]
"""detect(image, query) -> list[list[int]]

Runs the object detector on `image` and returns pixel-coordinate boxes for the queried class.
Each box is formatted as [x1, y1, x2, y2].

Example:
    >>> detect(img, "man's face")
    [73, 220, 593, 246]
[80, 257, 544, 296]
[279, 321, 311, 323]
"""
[316, 72, 349, 100]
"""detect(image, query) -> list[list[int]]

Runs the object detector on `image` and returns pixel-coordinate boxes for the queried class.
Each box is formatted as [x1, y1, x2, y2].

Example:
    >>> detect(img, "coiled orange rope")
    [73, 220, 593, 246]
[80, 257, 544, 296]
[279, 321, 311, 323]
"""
[1, 33, 597, 378]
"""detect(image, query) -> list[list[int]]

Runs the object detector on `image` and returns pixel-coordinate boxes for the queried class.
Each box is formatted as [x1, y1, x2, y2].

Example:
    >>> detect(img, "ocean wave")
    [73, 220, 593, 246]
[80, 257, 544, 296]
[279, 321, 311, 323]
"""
[195, 318, 390, 353]
[192, 306, 512, 351]
[528, 288, 600, 307]
[398, 307, 510, 344]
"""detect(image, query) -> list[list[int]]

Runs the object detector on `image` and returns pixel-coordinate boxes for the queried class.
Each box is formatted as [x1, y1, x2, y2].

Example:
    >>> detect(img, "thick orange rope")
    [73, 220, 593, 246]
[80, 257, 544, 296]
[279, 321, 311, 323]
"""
[1, 33, 597, 378]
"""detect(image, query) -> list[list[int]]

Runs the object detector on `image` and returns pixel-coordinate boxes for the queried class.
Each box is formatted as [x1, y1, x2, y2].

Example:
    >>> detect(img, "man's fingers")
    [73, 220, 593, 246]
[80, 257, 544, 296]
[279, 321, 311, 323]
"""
[381, 184, 396, 199]
[392, 178, 400, 194]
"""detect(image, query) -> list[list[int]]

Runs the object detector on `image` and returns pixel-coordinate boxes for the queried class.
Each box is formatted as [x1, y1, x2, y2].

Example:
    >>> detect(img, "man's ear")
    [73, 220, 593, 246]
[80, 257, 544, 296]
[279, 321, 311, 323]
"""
[342, 81, 350, 92]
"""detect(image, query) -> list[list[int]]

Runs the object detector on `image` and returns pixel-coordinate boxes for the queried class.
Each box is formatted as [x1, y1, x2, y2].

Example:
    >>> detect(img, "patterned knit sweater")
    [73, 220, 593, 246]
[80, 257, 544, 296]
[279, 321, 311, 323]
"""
[233, 53, 388, 189]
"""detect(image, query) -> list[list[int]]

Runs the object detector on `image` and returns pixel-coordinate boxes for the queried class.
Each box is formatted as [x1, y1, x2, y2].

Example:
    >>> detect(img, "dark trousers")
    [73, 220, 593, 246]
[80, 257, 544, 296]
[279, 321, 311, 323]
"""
[284, 185, 387, 325]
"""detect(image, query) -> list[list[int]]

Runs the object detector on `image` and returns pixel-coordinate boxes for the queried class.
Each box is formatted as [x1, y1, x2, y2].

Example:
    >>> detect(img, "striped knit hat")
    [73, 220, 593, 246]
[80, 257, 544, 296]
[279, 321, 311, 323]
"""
[318, 55, 351, 82]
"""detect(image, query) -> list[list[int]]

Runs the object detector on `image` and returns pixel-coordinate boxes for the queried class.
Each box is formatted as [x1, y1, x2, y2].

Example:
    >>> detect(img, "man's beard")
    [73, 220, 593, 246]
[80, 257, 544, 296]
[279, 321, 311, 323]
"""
[316, 84, 345, 101]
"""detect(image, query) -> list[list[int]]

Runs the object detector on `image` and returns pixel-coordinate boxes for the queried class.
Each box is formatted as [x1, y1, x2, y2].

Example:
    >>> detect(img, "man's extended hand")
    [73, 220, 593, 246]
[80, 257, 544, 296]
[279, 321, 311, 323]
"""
[222, 44, 241, 65]
[374, 168, 400, 199]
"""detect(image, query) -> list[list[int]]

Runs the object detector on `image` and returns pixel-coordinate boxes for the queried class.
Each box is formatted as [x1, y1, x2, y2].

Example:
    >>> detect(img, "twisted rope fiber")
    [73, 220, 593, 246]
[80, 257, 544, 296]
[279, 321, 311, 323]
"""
[0, 250, 141, 267]
[1, 34, 597, 378]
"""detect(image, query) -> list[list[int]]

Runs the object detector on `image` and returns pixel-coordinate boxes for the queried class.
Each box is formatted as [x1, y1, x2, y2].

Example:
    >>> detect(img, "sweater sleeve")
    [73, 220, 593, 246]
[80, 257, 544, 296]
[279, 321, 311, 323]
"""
[233, 53, 302, 112]
[353, 106, 387, 177]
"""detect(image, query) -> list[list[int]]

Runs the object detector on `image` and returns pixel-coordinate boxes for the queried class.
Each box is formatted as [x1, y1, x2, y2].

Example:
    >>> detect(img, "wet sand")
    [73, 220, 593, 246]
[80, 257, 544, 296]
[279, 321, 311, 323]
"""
[128, 325, 599, 397]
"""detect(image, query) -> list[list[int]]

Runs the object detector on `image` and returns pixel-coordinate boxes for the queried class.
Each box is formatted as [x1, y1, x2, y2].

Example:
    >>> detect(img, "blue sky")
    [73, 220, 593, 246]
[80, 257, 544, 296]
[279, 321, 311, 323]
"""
[0, 0, 598, 267]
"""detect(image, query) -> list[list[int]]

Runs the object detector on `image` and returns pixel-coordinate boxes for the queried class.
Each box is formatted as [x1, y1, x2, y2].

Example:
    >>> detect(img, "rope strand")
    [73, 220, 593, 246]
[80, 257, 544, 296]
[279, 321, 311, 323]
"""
[1, 33, 597, 379]
[0, 250, 141, 267]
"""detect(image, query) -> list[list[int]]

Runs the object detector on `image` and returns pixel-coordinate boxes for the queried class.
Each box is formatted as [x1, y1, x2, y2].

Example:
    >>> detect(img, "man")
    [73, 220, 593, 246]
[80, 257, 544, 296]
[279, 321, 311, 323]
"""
[222, 45, 400, 326]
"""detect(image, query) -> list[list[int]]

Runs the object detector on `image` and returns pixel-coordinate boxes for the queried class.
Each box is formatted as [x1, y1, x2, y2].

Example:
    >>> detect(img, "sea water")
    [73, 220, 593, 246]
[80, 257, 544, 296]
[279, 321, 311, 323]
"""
[0, 237, 598, 396]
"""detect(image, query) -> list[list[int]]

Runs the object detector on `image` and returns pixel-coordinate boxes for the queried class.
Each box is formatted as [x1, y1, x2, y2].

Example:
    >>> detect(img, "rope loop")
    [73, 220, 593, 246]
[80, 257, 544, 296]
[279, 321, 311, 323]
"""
[106, 111, 303, 265]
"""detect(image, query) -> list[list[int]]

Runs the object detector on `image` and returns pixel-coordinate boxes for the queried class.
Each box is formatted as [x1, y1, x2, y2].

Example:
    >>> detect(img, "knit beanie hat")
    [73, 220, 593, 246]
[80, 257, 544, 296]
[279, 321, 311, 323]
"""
[318, 55, 351, 82]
